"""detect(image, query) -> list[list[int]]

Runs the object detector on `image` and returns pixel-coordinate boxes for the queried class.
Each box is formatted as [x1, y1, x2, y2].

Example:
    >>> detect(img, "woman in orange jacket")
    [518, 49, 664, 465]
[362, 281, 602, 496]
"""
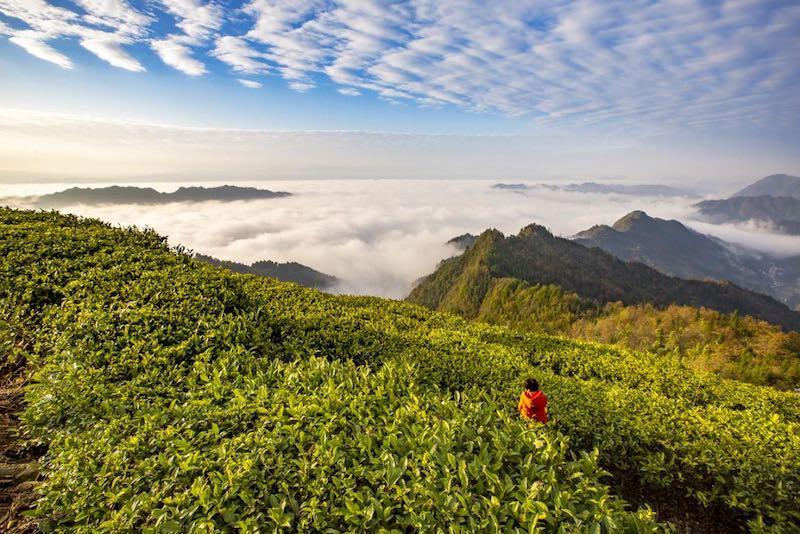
[518, 378, 548, 423]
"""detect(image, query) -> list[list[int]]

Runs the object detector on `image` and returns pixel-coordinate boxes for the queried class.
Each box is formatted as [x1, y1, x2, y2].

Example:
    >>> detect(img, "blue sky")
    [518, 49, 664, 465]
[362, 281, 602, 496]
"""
[1, 0, 799, 184]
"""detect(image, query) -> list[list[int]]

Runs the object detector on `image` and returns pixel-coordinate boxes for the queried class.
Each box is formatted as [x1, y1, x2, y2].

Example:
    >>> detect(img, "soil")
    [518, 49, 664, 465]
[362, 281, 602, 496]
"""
[0, 356, 44, 534]
[608, 468, 750, 533]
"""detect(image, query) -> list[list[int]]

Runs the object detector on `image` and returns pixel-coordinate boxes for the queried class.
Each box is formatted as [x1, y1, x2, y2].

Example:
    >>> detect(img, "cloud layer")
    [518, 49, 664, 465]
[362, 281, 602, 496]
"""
[2, 0, 799, 128]
[7, 179, 792, 298]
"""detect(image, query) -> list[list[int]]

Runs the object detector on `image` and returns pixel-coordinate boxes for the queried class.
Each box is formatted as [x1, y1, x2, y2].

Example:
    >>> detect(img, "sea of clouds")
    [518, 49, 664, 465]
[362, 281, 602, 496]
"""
[3, 180, 798, 298]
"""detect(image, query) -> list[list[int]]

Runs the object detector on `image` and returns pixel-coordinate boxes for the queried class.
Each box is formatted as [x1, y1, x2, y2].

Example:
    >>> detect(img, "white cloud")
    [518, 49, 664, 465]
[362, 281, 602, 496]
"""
[1, 178, 767, 298]
[8, 31, 73, 68]
[73, 0, 152, 37]
[238, 78, 262, 88]
[338, 87, 361, 96]
[157, 0, 222, 39]
[150, 0, 223, 74]
[213, 35, 269, 73]
[81, 35, 145, 72]
[1, 1, 798, 128]
[151, 36, 207, 75]
[288, 81, 314, 92]
[0, 0, 148, 70]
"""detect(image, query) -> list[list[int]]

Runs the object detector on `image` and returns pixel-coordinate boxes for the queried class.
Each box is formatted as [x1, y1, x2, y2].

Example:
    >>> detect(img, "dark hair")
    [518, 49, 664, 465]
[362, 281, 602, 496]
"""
[524, 378, 539, 391]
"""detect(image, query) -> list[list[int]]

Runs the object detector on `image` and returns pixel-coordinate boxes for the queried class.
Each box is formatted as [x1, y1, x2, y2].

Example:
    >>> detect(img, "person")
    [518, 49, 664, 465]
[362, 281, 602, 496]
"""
[518, 378, 548, 423]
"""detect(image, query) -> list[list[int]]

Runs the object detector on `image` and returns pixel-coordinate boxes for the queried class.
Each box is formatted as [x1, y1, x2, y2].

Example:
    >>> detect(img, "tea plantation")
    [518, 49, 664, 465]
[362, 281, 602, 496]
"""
[1, 209, 798, 532]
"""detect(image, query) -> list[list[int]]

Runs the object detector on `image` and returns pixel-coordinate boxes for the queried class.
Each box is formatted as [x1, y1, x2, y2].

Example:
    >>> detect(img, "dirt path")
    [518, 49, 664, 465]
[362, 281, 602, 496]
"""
[0, 356, 43, 534]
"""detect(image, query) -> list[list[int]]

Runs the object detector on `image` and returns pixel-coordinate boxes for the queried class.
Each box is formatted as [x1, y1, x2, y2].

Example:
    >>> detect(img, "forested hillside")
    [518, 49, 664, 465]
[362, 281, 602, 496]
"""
[2, 209, 799, 531]
[694, 196, 800, 235]
[409, 226, 800, 388]
[194, 254, 337, 290]
[574, 210, 800, 310]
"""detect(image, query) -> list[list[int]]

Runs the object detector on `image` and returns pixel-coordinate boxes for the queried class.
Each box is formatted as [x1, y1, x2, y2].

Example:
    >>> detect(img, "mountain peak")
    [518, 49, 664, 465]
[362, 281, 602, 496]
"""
[612, 210, 652, 231]
[517, 223, 553, 239]
[733, 174, 800, 200]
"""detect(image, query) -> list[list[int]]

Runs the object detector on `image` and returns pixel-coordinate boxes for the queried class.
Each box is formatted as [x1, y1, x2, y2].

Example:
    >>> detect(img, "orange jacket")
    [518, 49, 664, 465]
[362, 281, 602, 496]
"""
[518, 390, 548, 423]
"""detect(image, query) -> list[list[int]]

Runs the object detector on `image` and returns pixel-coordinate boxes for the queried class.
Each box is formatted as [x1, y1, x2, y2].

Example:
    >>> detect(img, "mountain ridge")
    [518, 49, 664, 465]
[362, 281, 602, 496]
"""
[411, 223, 800, 331]
[194, 253, 337, 290]
[573, 210, 800, 308]
[733, 174, 800, 199]
[693, 195, 800, 235]
[32, 185, 291, 207]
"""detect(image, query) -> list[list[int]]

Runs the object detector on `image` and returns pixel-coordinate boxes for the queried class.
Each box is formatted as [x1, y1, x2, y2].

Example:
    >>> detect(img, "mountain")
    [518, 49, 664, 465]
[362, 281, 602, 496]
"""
[733, 174, 800, 199]
[491, 183, 529, 190]
[562, 182, 694, 197]
[446, 233, 477, 251]
[693, 195, 800, 234]
[194, 253, 337, 290]
[573, 211, 800, 308]
[490, 182, 694, 197]
[409, 223, 800, 331]
[34, 185, 290, 207]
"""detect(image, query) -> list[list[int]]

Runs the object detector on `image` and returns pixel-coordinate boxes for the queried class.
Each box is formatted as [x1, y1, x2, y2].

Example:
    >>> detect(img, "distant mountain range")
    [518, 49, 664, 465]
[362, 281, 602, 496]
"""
[692, 174, 800, 235]
[491, 183, 529, 191]
[410, 223, 800, 331]
[195, 254, 337, 290]
[32, 185, 290, 207]
[561, 182, 694, 197]
[491, 182, 693, 197]
[574, 210, 800, 309]
[693, 195, 800, 235]
[733, 174, 800, 199]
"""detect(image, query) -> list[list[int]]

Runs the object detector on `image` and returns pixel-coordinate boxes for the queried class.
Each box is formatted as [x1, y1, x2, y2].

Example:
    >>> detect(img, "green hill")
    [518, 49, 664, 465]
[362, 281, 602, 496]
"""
[194, 254, 338, 290]
[574, 210, 800, 310]
[409, 225, 800, 389]
[410, 223, 800, 331]
[2, 209, 800, 531]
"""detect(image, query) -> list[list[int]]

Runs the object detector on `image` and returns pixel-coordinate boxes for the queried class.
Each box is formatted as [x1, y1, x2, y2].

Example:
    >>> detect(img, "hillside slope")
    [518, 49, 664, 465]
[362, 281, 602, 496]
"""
[573, 211, 800, 309]
[411, 224, 800, 331]
[694, 195, 800, 235]
[2, 209, 799, 531]
[733, 174, 800, 199]
[194, 253, 337, 290]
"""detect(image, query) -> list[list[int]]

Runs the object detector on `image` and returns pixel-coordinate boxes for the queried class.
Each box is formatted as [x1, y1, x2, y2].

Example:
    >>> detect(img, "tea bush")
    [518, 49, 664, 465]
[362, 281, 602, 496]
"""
[1, 208, 798, 531]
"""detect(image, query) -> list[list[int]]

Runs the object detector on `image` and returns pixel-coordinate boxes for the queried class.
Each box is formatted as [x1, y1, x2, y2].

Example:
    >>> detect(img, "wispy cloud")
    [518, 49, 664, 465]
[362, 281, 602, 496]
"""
[0, 0, 149, 70]
[237, 78, 262, 89]
[149, 0, 223, 75]
[151, 35, 206, 75]
[1, 0, 799, 129]
[8, 30, 73, 68]
[80, 34, 145, 72]
[213, 35, 269, 74]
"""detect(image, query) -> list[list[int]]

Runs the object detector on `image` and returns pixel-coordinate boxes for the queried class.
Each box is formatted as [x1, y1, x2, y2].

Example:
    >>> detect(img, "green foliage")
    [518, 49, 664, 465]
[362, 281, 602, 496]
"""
[2, 208, 799, 531]
[33, 357, 658, 532]
[572, 303, 800, 389]
[411, 238, 800, 390]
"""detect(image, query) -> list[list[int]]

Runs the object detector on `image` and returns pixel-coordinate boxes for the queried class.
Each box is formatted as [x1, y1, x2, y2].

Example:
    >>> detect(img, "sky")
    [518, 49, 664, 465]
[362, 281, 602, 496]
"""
[1, 0, 799, 184]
